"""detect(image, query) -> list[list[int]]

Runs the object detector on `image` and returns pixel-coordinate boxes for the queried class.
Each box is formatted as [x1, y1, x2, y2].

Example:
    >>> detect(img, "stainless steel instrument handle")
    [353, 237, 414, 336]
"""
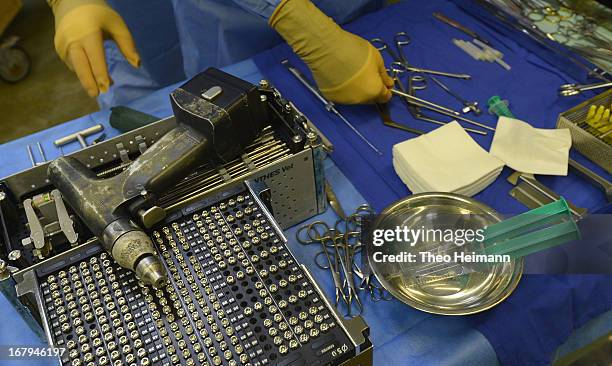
[405, 66, 472, 80]
[569, 159, 612, 202]
[559, 81, 612, 96]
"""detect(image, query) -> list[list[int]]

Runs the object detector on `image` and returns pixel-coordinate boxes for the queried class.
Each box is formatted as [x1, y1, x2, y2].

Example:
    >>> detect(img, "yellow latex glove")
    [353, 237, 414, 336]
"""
[48, 0, 140, 97]
[270, 0, 393, 104]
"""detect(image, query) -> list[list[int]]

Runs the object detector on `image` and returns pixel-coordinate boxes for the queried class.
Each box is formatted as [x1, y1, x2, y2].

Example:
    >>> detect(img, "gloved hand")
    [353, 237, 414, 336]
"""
[48, 0, 140, 97]
[270, 0, 393, 104]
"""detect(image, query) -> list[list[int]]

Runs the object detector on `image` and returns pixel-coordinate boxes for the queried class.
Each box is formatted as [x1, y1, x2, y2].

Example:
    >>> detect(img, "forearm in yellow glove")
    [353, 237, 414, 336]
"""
[48, 0, 140, 97]
[270, 0, 393, 104]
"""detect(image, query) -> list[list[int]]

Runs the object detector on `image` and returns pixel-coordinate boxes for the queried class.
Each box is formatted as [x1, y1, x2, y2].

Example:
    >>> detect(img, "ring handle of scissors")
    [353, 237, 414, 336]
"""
[371, 38, 402, 63]
[297, 225, 318, 244]
[394, 32, 412, 65]
[306, 221, 333, 242]
[314, 251, 332, 270]
[409, 75, 428, 90]
[391, 61, 405, 74]
[394, 31, 411, 46]
[370, 38, 388, 51]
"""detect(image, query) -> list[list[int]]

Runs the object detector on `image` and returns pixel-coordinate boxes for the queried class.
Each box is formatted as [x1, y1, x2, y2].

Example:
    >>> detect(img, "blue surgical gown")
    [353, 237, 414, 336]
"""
[99, 0, 383, 109]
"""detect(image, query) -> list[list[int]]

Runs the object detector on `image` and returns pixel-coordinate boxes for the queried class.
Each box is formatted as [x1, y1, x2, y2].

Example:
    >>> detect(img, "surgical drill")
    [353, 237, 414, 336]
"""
[47, 68, 267, 288]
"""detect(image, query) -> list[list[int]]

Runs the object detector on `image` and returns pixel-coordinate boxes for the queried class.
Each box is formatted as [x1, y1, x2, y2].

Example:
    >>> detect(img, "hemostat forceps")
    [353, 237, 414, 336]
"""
[297, 204, 392, 315]
[334, 219, 363, 317]
[303, 222, 350, 310]
[371, 34, 471, 80]
[334, 230, 363, 317]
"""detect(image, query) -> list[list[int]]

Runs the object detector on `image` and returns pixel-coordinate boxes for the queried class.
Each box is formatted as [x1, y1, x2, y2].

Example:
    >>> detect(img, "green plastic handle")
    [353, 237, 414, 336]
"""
[482, 198, 580, 259]
[487, 96, 515, 118]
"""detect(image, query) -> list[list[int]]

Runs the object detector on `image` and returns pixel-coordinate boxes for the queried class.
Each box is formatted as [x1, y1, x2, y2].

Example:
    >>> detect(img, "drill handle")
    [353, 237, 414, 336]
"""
[120, 124, 209, 200]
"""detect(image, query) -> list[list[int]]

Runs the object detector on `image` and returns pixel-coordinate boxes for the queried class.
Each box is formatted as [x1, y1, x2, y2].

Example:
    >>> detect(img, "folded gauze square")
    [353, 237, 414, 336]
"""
[490, 117, 572, 176]
[392, 121, 504, 194]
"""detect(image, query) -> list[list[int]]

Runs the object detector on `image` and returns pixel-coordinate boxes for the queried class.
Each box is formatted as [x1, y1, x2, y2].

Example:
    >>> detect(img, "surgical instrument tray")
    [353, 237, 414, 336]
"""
[7, 182, 372, 366]
[0, 73, 350, 361]
[556, 89, 612, 173]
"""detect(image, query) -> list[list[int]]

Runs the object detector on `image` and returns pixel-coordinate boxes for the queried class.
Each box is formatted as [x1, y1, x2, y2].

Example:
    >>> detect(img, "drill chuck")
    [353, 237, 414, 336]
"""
[102, 219, 167, 288]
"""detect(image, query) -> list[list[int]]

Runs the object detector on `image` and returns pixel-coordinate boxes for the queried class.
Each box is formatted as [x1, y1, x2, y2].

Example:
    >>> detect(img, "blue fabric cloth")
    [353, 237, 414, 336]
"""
[172, 0, 384, 78]
[0, 294, 57, 366]
[98, 0, 185, 109]
[98, 0, 383, 108]
[253, 0, 611, 216]
[232, 0, 282, 18]
[252, 1, 612, 364]
[1, 59, 611, 366]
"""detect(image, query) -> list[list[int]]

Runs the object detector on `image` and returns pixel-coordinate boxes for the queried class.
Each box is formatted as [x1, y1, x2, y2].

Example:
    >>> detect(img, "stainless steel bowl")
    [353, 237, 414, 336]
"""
[368, 193, 523, 315]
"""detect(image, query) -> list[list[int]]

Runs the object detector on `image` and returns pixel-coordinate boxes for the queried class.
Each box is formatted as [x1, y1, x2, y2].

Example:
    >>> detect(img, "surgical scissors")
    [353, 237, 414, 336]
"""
[354, 267, 393, 302]
[371, 34, 472, 80]
[335, 209, 390, 304]
[296, 221, 334, 246]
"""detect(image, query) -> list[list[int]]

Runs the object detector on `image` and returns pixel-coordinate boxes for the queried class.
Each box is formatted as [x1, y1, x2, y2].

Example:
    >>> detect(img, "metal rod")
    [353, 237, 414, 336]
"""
[415, 114, 488, 135]
[391, 89, 495, 131]
[433, 11, 492, 46]
[282, 59, 383, 155]
[26, 145, 36, 167]
[160, 145, 291, 206]
[374, 37, 472, 80]
[36, 142, 47, 162]
[332, 111, 383, 155]
[391, 88, 459, 115]
[559, 81, 612, 97]
[430, 76, 465, 103]
[54, 124, 104, 147]
[404, 66, 472, 80]
[600, 129, 612, 139]
[391, 72, 487, 135]
[392, 88, 496, 131]
[413, 100, 496, 131]
[517, 174, 585, 218]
